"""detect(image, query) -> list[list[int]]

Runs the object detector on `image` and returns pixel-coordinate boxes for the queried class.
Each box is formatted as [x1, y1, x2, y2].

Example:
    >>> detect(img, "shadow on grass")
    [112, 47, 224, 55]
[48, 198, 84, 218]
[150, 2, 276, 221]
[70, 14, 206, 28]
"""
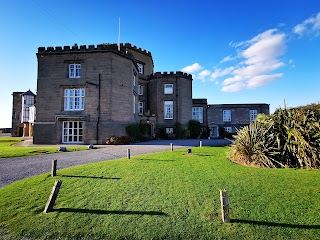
[55, 208, 168, 216]
[136, 158, 176, 162]
[59, 174, 121, 180]
[232, 219, 320, 229]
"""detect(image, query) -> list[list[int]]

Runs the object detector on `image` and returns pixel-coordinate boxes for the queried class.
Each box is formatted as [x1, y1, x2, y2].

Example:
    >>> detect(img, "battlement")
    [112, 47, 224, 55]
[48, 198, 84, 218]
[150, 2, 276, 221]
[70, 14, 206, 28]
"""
[38, 43, 152, 57]
[148, 71, 193, 80]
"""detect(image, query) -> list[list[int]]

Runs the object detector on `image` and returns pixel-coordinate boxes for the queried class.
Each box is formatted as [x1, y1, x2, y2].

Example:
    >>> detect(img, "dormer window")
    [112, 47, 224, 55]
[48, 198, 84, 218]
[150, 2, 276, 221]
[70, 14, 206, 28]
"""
[69, 64, 81, 78]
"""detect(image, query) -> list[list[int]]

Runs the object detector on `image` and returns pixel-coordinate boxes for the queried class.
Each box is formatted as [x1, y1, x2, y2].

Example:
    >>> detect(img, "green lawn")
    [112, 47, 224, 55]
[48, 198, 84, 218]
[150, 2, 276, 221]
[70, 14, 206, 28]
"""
[0, 137, 87, 158]
[0, 147, 319, 239]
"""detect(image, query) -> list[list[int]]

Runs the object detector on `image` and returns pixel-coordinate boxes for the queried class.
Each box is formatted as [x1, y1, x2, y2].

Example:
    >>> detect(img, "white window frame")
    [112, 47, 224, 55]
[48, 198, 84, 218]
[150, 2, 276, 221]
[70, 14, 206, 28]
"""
[69, 64, 81, 78]
[133, 95, 136, 114]
[137, 63, 143, 74]
[62, 121, 83, 143]
[223, 110, 231, 122]
[192, 107, 203, 123]
[224, 127, 232, 133]
[133, 75, 136, 86]
[138, 85, 143, 95]
[164, 101, 173, 119]
[166, 127, 174, 134]
[138, 101, 144, 114]
[250, 110, 258, 122]
[164, 84, 173, 94]
[64, 89, 85, 111]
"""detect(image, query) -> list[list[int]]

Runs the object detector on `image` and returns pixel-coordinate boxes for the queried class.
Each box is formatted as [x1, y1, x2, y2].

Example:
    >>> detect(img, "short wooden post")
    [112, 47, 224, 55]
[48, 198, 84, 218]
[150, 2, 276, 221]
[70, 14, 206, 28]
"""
[220, 189, 230, 223]
[200, 140, 202, 148]
[44, 180, 62, 213]
[127, 149, 130, 159]
[170, 143, 173, 152]
[51, 160, 57, 177]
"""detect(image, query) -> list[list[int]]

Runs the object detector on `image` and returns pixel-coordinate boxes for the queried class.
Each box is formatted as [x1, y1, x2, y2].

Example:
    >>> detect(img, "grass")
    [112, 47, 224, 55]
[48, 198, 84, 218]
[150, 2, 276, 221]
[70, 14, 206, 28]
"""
[0, 137, 88, 158]
[0, 147, 319, 239]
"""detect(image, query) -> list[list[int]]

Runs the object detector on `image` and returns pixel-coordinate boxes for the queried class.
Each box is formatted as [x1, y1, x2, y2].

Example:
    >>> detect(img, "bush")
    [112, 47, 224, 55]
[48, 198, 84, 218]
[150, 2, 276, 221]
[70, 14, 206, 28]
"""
[126, 123, 148, 142]
[188, 120, 202, 139]
[231, 104, 320, 169]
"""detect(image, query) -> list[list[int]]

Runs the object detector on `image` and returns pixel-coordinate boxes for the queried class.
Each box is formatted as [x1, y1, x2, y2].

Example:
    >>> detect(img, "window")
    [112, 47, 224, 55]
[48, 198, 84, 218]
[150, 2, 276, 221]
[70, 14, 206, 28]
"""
[166, 128, 174, 134]
[164, 84, 173, 94]
[69, 64, 81, 78]
[250, 110, 258, 122]
[192, 107, 203, 123]
[133, 75, 136, 86]
[223, 110, 231, 122]
[138, 85, 143, 95]
[62, 121, 83, 143]
[137, 63, 144, 74]
[64, 89, 85, 111]
[224, 127, 232, 133]
[133, 95, 136, 114]
[138, 101, 143, 114]
[164, 101, 173, 119]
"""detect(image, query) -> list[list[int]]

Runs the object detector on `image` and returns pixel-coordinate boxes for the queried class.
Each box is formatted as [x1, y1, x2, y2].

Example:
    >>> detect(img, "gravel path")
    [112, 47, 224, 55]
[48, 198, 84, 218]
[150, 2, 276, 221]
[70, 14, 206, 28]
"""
[0, 139, 231, 188]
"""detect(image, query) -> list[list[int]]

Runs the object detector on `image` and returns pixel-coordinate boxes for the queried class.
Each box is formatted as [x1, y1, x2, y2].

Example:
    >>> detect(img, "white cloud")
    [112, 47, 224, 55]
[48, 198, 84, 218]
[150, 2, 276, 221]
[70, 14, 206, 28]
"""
[181, 63, 202, 73]
[221, 29, 286, 92]
[293, 12, 320, 36]
[197, 69, 211, 80]
[210, 66, 235, 80]
[220, 55, 236, 63]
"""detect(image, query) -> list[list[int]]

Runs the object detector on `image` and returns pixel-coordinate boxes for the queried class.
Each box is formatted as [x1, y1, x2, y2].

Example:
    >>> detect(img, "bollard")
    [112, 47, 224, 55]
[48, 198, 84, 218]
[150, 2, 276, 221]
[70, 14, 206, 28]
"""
[44, 180, 62, 213]
[170, 143, 173, 152]
[51, 160, 57, 177]
[187, 149, 192, 154]
[127, 149, 131, 159]
[200, 140, 202, 148]
[220, 189, 230, 223]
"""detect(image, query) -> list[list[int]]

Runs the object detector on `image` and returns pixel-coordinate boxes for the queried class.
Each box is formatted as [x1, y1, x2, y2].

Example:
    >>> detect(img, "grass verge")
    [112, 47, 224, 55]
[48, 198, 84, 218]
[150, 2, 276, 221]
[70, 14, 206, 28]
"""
[0, 137, 87, 158]
[0, 147, 319, 239]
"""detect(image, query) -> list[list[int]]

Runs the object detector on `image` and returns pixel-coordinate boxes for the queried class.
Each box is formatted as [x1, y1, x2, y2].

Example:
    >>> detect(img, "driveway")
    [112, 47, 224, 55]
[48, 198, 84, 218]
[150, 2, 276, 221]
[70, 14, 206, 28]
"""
[0, 139, 231, 188]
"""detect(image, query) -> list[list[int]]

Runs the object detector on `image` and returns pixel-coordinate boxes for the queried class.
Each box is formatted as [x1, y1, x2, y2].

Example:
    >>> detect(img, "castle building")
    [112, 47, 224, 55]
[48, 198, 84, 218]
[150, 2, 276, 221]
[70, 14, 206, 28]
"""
[22, 42, 269, 144]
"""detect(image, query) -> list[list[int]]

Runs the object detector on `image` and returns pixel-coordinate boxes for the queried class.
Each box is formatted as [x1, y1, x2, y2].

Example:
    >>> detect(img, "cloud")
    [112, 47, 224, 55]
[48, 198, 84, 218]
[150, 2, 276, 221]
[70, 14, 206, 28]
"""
[221, 29, 286, 92]
[181, 63, 202, 73]
[210, 66, 235, 80]
[293, 12, 320, 37]
[220, 55, 236, 63]
[197, 69, 211, 80]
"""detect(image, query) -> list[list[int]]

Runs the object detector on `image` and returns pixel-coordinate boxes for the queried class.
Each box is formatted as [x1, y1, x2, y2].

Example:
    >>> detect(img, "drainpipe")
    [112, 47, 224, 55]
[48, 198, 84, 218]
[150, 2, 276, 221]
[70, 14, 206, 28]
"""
[96, 73, 101, 143]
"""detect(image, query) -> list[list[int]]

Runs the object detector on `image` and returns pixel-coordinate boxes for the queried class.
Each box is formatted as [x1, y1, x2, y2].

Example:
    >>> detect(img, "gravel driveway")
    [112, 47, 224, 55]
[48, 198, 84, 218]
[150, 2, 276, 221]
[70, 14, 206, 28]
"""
[0, 139, 231, 188]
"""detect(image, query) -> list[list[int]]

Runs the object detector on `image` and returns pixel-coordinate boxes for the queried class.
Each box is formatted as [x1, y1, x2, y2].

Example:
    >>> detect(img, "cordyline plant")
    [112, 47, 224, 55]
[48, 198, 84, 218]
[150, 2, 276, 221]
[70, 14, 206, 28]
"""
[230, 104, 320, 169]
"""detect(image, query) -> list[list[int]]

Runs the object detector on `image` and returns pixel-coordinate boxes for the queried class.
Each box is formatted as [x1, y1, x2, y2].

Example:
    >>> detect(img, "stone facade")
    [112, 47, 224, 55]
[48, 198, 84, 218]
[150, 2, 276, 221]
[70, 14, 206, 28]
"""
[31, 42, 270, 144]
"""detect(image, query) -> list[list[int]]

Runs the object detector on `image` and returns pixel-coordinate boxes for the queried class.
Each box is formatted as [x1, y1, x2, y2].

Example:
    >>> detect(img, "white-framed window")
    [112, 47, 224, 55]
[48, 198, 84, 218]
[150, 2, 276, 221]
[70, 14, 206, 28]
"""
[223, 110, 231, 122]
[133, 75, 136, 86]
[69, 64, 81, 78]
[62, 121, 83, 143]
[192, 107, 203, 123]
[133, 95, 136, 114]
[164, 84, 173, 94]
[166, 127, 174, 134]
[137, 63, 144, 74]
[224, 127, 232, 133]
[250, 110, 258, 122]
[138, 101, 144, 114]
[64, 88, 85, 111]
[164, 101, 173, 119]
[138, 85, 143, 95]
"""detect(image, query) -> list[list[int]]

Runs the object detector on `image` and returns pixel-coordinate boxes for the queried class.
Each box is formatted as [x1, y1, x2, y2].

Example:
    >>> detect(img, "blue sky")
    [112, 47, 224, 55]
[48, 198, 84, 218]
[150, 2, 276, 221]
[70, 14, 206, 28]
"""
[1, 0, 320, 128]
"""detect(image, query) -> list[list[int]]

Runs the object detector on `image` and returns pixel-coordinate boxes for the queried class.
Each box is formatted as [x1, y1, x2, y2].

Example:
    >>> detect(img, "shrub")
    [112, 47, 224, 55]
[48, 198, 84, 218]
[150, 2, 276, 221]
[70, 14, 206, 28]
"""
[126, 123, 148, 142]
[188, 120, 202, 139]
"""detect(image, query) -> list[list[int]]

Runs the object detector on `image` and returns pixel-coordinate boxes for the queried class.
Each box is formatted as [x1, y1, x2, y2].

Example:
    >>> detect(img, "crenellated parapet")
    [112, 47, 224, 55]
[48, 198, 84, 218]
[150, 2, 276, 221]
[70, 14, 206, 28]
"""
[37, 43, 152, 57]
[148, 71, 193, 80]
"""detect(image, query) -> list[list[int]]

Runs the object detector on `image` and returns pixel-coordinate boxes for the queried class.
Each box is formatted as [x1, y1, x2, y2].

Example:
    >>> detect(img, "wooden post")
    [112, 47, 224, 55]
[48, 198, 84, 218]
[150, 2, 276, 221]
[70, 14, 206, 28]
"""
[170, 143, 173, 152]
[200, 140, 202, 148]
[51, 160, 57, 177]
[44, 180, 62, 213]
[127, 149, 130, 159]
[220, 189, 230, 223]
